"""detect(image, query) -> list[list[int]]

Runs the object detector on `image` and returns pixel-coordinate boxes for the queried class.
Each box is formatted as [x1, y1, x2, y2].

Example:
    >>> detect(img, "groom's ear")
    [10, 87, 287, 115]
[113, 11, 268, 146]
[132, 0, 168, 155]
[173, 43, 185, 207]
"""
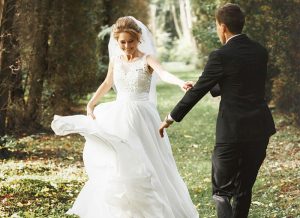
[220, 23, 227, 33]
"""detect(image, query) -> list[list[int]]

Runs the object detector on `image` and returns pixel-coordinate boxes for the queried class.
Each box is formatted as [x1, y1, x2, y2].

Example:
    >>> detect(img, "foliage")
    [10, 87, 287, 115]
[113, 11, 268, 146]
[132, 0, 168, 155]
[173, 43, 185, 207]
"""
[0, 135, 22, 159]
[168, 37, 198, 64]
[152, 0, 198, 64]
[155, 31, 173, 61]
[272, 73, 300, 124]
[191, 0, 220, 56]
[265, 0, 300, 125]
[45, 0, 106, 118]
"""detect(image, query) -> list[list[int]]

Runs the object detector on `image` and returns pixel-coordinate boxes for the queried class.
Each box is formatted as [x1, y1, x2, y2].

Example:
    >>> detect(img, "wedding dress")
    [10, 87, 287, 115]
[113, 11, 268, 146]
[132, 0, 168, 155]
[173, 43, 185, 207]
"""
[51, 54, 199, 218]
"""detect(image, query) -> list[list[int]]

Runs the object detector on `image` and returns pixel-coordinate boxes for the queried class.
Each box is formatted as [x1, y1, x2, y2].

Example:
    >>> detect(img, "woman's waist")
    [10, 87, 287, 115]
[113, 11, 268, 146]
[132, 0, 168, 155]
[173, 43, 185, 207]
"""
[116, 92, 150, 101]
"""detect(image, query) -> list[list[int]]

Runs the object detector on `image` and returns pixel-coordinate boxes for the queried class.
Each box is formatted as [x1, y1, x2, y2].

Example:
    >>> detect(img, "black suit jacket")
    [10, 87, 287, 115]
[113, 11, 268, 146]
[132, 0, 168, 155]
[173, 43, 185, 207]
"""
[171, 34, 276, 143]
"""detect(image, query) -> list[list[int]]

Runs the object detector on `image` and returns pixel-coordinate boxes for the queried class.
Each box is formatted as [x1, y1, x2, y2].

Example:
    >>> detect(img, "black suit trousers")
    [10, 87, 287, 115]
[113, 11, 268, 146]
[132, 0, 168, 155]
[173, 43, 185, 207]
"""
[212, 138, 269, 218]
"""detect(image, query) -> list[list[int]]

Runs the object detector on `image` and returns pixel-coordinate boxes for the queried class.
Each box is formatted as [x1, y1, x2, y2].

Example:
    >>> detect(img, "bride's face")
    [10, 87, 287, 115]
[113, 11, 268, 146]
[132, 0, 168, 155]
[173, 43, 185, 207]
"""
[117, 32, 139, 56]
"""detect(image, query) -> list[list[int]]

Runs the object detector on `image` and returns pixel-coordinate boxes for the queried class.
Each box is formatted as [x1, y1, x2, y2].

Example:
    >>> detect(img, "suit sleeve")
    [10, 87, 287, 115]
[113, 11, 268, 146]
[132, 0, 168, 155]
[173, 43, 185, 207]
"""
[170, 50, 224, 122]
[210, 83, 221, 97]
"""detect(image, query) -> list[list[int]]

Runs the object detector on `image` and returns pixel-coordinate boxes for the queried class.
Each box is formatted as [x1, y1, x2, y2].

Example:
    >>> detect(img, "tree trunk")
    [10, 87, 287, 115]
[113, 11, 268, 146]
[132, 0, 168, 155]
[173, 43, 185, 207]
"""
[179, 0, 190, 41]
[178, 0, 197, 53]
[0, 0, 4, 63]
[171, 4, 183, 39]
[5, 34, 23, 131]
[25, 0, 50, 128]
[0, 0, 17, 136]
[0, 0, 3, 19]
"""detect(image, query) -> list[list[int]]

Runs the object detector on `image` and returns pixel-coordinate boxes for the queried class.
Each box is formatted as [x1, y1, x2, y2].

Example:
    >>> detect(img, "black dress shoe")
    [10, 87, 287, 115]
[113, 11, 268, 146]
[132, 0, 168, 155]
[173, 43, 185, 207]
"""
[213, 194, 233, 218]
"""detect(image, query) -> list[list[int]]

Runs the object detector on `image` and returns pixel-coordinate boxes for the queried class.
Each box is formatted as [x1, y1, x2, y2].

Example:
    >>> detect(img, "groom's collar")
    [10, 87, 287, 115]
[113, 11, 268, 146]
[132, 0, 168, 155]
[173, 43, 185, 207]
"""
[226, 33, 244, 44]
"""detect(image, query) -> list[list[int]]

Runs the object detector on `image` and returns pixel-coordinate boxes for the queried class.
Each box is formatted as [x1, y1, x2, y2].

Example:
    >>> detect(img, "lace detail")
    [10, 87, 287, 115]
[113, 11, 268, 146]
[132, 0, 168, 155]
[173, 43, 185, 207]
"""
[113, 55, 152, 95]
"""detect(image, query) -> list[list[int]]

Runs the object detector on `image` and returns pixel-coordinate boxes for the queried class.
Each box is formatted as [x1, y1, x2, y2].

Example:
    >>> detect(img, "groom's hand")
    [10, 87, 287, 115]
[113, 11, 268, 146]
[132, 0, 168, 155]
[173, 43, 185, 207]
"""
[159, 115, 174, 137]
[159, 121, 170, 138]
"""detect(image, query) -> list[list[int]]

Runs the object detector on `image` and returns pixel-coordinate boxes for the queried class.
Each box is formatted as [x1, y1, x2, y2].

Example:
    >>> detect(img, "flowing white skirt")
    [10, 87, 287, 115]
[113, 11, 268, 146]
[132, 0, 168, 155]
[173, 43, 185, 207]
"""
[51, 95, 199, 218]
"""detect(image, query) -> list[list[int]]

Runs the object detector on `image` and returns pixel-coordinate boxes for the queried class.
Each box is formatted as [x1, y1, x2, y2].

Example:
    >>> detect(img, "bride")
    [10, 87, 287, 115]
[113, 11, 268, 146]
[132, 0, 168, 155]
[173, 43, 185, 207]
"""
[51, 16, 199, 218]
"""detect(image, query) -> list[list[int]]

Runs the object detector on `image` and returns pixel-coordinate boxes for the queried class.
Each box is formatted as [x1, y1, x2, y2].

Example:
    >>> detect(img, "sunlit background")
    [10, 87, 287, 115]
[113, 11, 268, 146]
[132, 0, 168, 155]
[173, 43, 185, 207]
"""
[0, 0, 299, 217]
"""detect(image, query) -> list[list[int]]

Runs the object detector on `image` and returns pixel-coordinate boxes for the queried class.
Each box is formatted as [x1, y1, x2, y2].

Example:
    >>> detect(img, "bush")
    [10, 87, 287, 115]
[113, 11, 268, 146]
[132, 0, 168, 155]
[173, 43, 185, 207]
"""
[168, 38, 198, 65]
[272, 74, 300, 124]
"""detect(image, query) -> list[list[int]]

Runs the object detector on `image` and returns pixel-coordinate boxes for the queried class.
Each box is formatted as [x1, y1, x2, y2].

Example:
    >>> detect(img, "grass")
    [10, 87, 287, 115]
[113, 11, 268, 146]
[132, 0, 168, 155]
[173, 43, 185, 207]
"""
[0, 64, 299, 217]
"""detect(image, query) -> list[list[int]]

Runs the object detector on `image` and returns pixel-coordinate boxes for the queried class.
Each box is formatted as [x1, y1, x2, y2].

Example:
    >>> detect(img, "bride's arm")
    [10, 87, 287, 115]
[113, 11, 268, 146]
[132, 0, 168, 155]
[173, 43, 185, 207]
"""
[146, 55, 187, 89]
[87, 61, 114, 119]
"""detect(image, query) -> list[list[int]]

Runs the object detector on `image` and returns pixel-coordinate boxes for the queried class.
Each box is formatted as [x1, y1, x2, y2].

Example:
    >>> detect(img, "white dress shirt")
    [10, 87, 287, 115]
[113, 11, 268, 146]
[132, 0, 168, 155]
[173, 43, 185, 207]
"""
[226, 34, 242, 44]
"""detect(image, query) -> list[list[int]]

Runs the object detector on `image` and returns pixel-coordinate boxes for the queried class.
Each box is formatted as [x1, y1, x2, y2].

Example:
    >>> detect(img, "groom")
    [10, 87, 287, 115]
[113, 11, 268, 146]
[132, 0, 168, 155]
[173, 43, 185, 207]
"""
[159, 3, 276, 218]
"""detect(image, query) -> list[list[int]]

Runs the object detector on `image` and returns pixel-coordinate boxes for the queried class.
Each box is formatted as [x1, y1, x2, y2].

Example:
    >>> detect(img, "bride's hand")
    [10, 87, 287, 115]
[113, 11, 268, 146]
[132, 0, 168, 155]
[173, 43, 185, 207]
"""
[181, 81, 194, 92]
[86, 103, 96, 120]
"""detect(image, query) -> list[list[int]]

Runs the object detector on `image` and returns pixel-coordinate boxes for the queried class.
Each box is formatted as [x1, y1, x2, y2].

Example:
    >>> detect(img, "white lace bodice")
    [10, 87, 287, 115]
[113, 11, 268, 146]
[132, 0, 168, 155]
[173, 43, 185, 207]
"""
[113, 55, 152, 96]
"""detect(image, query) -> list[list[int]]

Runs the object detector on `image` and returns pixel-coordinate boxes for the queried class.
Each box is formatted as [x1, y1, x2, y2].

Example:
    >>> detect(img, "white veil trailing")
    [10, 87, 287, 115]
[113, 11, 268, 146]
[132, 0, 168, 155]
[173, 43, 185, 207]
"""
[108, 16, 158, 106]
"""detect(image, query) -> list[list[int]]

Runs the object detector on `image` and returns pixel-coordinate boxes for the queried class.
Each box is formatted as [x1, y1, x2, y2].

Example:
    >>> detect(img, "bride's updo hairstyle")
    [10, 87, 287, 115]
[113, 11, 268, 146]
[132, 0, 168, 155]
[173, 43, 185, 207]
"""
[113, 16, 142, 41]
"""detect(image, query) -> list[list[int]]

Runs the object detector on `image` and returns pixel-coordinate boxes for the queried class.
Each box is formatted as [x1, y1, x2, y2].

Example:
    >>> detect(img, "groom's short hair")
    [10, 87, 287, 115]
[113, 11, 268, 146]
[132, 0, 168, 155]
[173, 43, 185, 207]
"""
[216, 3, 245, 34]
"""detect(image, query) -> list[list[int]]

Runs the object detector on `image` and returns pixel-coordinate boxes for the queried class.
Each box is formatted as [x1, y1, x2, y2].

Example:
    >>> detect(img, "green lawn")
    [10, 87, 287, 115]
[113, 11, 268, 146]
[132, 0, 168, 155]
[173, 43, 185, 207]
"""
[0, 64, 299, 217]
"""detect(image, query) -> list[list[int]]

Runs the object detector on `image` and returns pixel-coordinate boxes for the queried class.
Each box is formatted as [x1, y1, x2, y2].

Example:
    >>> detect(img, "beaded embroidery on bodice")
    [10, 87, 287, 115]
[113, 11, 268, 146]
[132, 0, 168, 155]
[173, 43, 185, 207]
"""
[113, 55, 152, 94]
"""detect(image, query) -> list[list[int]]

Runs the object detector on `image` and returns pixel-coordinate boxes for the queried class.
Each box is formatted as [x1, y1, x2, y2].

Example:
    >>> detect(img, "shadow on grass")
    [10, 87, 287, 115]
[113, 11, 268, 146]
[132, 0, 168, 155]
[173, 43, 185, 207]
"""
[1, 148, 82, 162]
[0, 134, 84, 162]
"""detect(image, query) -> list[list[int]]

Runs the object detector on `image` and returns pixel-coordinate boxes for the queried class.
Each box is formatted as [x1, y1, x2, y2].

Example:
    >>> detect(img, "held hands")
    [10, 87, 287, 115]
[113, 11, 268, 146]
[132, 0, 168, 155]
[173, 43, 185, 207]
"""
[86, 102, 96, 120]
[181, 81, 194, 92]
